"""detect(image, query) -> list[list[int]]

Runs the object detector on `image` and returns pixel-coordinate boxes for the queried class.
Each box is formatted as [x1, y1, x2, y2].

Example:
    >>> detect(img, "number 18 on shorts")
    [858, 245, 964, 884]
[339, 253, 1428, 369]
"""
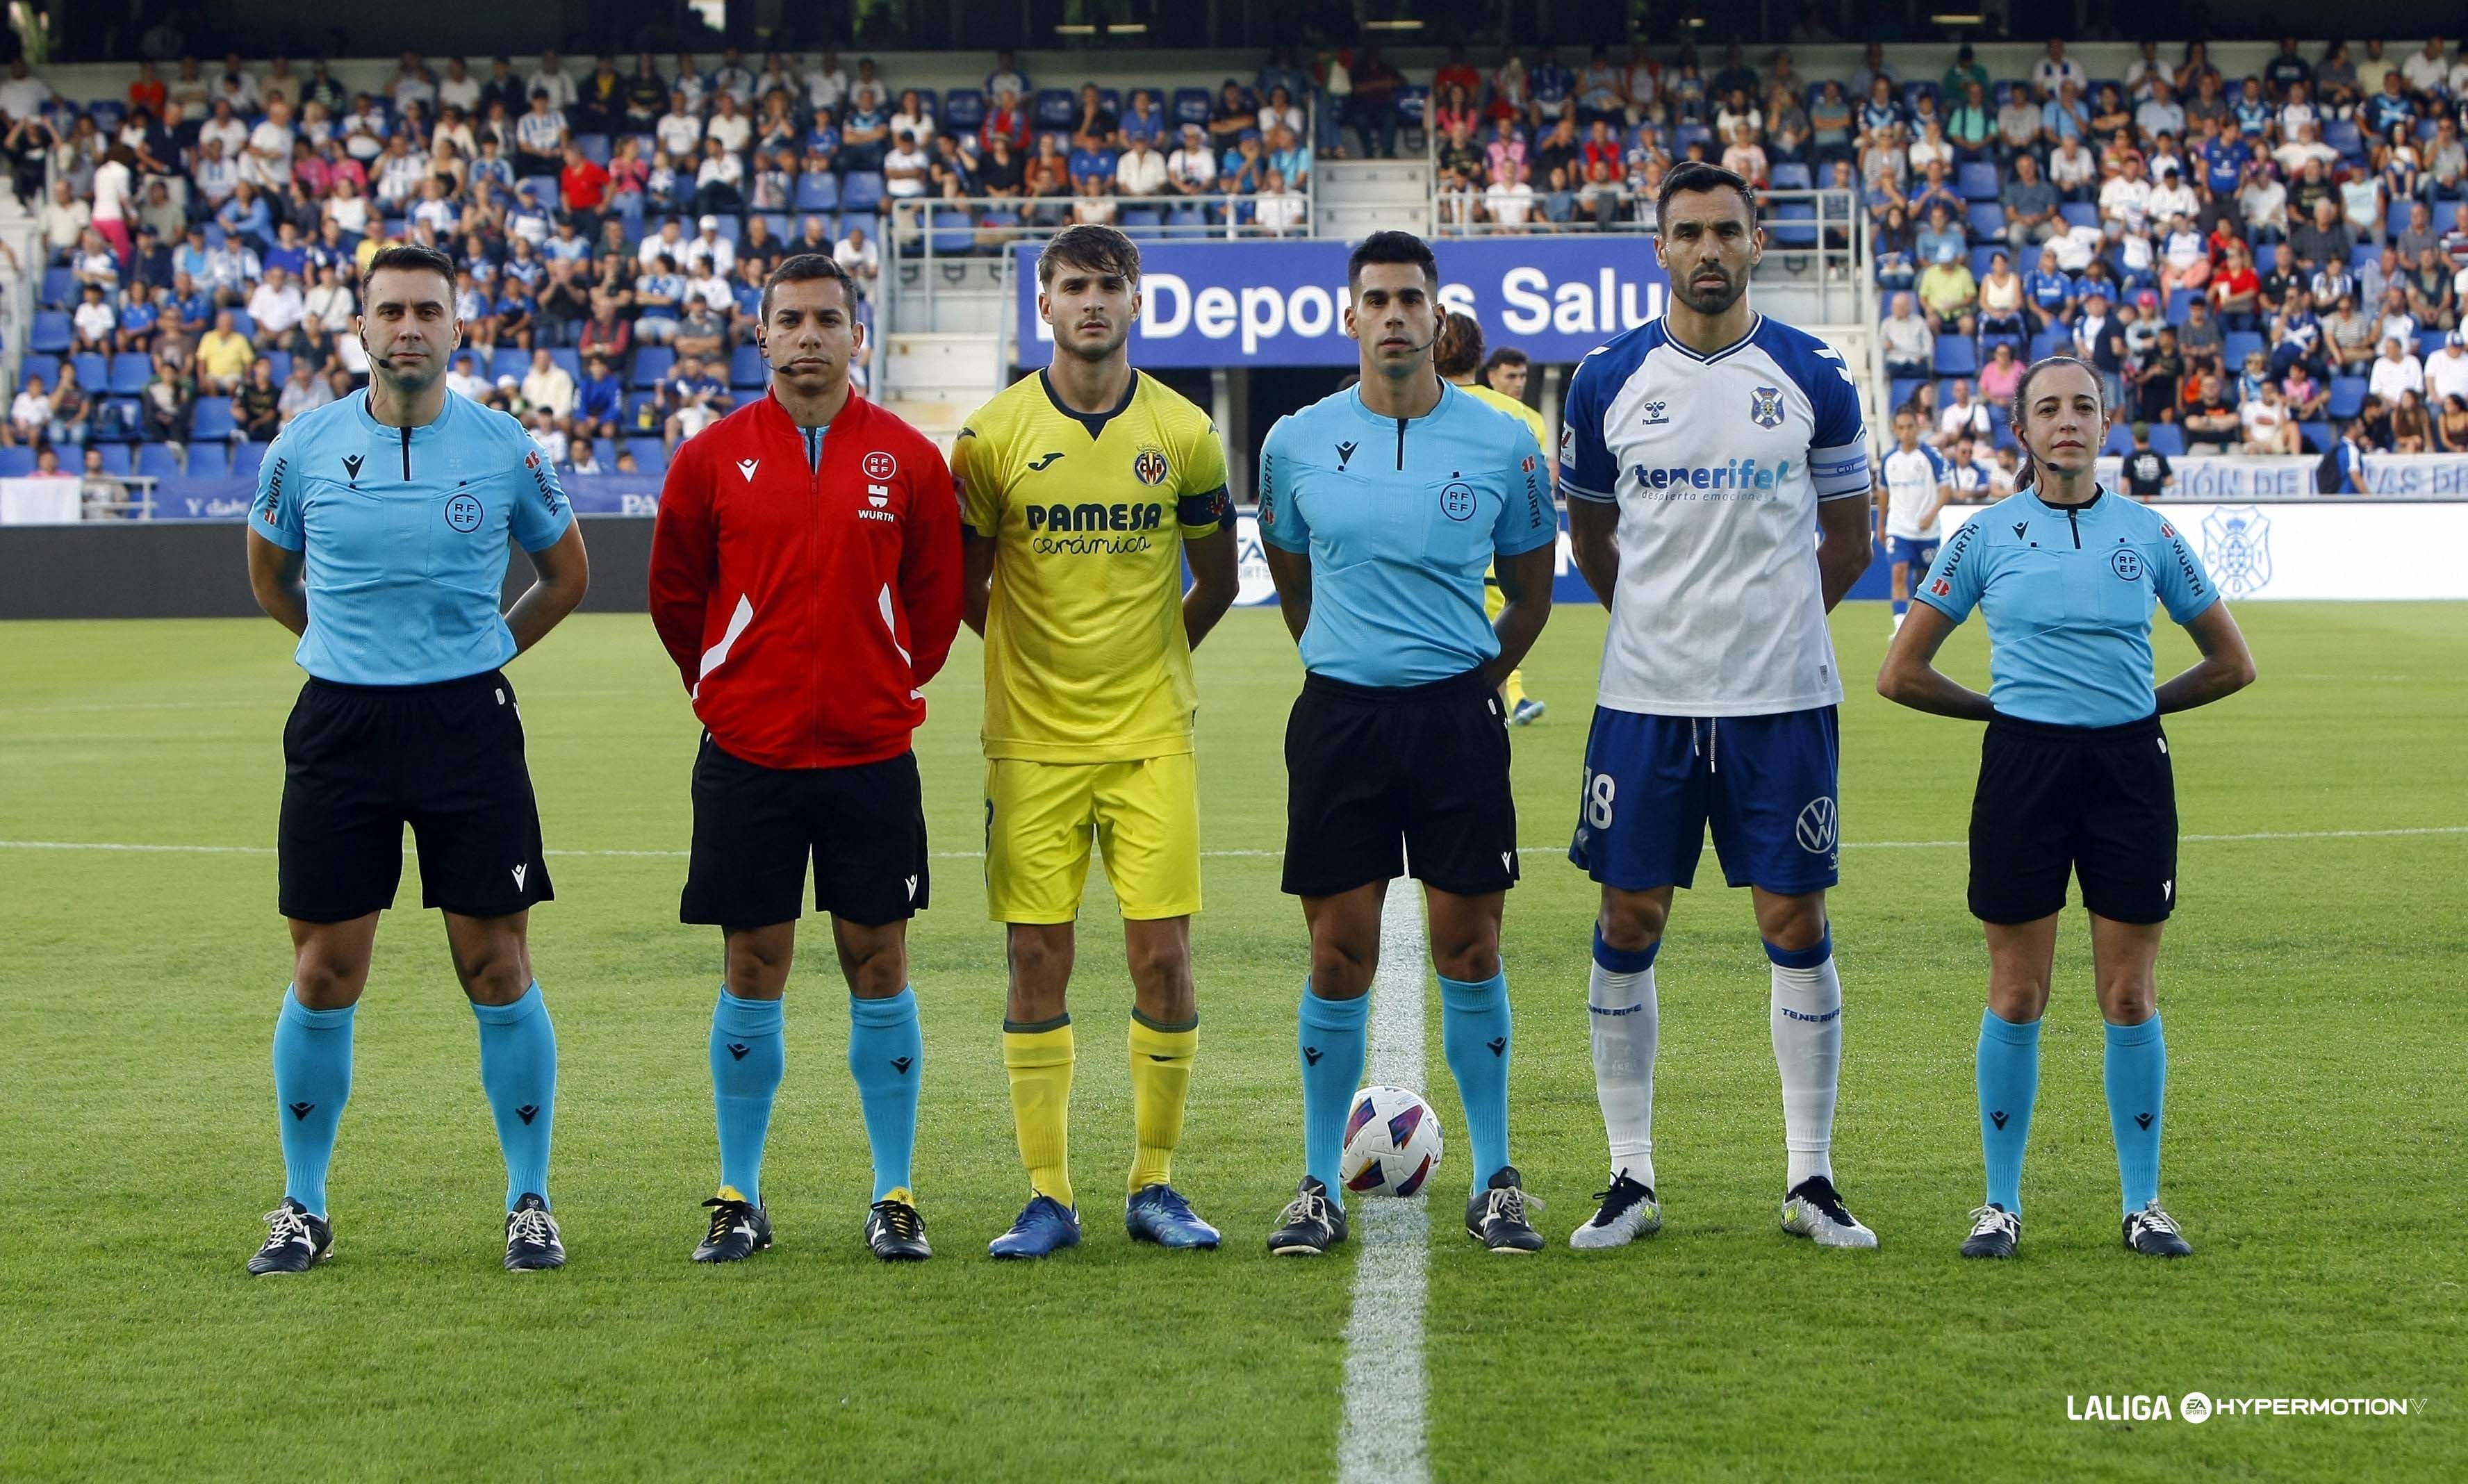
[1568, 707, 1843, 893]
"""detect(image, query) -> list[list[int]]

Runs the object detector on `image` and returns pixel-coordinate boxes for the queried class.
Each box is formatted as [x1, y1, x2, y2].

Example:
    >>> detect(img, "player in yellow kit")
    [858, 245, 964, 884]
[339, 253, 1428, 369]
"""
[952, 224, 1242, 1258]
[1436, 311, 1553, 725]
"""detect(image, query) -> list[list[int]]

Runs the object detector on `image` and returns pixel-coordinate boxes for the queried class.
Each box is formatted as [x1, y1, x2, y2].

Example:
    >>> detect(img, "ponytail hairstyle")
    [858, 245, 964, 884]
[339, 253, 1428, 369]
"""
[2007, 354, 2103, 492]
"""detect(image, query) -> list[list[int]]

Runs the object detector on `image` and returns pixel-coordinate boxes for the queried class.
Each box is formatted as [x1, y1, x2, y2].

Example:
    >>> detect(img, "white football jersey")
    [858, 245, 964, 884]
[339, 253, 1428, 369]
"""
[1560, 314, 1871, 716]
[1880, 443, 1950, 541]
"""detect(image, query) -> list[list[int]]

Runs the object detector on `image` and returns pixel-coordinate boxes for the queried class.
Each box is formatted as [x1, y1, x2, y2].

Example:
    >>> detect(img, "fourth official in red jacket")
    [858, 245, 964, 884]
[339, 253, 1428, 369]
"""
[648, 253, 962, 1264]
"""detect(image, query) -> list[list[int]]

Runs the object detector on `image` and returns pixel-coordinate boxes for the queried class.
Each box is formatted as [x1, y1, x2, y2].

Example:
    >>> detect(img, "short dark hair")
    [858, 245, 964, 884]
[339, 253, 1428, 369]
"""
[1481, 347, 1529, 375]
[759, 253, 858, 321]
[363, 242, 457, 300]
[1433, 310, 1485, 378]
[1036, 224, 1140, 287]
[1656, 160, 1759, 229]
[1347, 229, 1438, 292]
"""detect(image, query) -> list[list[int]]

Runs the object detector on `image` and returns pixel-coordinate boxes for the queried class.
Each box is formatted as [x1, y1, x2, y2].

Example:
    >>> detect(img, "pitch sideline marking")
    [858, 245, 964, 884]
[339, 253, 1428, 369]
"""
[1337, 878, 1432, 1484]
[4, 825, 2464, 862]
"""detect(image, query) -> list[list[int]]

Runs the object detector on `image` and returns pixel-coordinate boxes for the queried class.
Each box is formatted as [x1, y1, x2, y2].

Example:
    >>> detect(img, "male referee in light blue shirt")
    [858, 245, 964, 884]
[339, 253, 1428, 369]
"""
[1255, 231, 1560, 1258]
[242, 243, 591, 1275]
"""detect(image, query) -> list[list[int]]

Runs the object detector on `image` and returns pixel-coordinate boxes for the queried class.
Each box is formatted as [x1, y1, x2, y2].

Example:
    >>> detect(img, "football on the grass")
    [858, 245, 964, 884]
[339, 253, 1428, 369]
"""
[1339, 1085, 1444, 1197]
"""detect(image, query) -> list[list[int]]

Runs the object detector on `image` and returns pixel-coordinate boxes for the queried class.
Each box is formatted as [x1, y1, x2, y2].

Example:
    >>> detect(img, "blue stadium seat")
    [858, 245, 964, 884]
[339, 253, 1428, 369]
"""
[193, 397, 237, 441]
[841, 172, 885, 212]
[1172, 88, 1212, 129]
[1889, 377, 1926, 411]
[930, 208, 976, 255]
[2148, 422, 2186, 456]
[625, 437, 669, 473]
[1673, 123, 1712, 157]
[549, 347, 581, 379]
[40, 266, 75, 308]
[2300, 420, 2332, 452]
[796, 170, 841, 212]
[2387, 200, 2414, 240]
[593, 437, 616, 469]
[1395, 85, 1429, 139]
[136, 442, 183, 479]
[1119, 208, 1164, 240]
[2223, 331, 2265, 367]
[74, 352, 110, 389]
[840, 212, 879, 242]
[2102, 423, 2138, 455]
[2348, 242, 2379, 270]
[491, 348, 529, 381]
[2324, 119, 2364, 162]
[110, 352, 151, 395]
[230, 441, 268, 479]
[1769, 161, 1812, 190]
[2058, 202, 2100, 231]
[1932, 338, 1978, 375]
[29, 311, 72, 354]
[630, 346, 675, 388]
[755, 212, 790, 242]
[1966, 202, 2005, 241]
[942, 89, 985, 131]
[2165, 289, 2196, 325]
[1968, 245, 2001, 280]
[577, 133, 611, 165]
[183, 440, 228, 476]
[2421, 330, 2450, 360]
[1978, 329, 2025, 358]
[1096, 88, 1121, 115]
[94, 442, 133, 475]
[728, 343, 765, 386]
[523, 174, 562, 202]
[1165, 206, 1208, 239]
[2030, 327, 2071, 359]
[1034, 89, 1076, 130]
[20, 354, 58, 388]
[1902, 81, 1939, 115]
[2327, 377, 2368, 420]
[90, 101, 126, 133]
[1770, 201, 1817, 248]
[0, 447, 30, 475]
[94, 397, 142, 443]
[1957, 163, 2001, 201]
[227, 310, 257, 340]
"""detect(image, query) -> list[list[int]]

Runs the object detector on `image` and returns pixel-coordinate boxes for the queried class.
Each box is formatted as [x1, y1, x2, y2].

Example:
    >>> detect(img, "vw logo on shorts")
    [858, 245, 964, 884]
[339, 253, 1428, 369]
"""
[444, 494, 484, 532]
[1438, 481, 1478, 522]
[1794, 795, 1838, 854]
[2110, 547, 2144, 582]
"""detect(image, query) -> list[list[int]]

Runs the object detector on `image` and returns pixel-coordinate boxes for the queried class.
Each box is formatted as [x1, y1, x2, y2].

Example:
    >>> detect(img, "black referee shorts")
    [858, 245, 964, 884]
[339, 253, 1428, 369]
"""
[1968, 711, 2178, 925]
[278, 670, 552, 923]
[1282, 668, 1519, 899]
[681, 737, 930, 930]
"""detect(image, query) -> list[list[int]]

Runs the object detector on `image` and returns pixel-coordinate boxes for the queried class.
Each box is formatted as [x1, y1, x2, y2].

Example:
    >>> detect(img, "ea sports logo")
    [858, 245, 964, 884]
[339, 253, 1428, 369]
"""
[862, 450, 898, 481]
[1133, 446, 1170, 486]
[2180, 1392, 2213, 1425]
[1795, 796, 1838, 854]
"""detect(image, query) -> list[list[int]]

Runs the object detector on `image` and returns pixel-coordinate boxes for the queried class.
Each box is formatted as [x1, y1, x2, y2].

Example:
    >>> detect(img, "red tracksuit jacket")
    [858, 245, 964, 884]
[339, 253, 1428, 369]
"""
[647, 390, 963, 770]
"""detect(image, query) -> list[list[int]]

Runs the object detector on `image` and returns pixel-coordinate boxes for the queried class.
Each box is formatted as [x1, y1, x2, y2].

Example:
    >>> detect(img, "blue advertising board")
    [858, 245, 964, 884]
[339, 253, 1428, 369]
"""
[1010, 238, 1670, 368]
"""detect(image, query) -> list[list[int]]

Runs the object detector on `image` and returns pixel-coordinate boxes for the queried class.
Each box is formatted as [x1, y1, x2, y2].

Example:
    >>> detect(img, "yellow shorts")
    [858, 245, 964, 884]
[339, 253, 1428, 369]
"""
[983, 753, 1203, 923]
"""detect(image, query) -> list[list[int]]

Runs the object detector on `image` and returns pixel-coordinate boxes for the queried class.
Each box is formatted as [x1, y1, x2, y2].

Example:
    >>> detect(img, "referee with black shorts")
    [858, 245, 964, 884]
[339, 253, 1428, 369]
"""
[1879, 354, 2255, 1262]
[1251, 232, 1561, 1257]
[242, 243, 591, 1274]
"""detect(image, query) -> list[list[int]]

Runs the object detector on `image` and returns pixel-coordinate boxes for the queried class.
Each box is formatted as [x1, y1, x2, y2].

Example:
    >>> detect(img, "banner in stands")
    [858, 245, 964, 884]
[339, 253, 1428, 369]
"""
[2093, 453, 2468, 497]
[1946, 498, 2468, 600]
[1011, 238, 1670, 368]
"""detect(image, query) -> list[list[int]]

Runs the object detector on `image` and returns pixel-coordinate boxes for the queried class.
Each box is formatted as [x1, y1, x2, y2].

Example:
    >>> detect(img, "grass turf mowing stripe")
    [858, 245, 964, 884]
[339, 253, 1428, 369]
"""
[1338, 879, 1433, 1484]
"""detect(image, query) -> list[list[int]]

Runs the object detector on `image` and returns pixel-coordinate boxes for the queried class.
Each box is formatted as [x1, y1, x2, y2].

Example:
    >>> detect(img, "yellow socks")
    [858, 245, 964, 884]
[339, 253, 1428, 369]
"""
[1127, 1012, 1199, 1192]
[1002, 1017, 1075, 1207]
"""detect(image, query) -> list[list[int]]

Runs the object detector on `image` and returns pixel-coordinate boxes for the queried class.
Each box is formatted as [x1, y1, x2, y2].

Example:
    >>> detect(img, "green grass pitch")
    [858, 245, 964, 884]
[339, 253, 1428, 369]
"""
[2, 600, 2462, 1480]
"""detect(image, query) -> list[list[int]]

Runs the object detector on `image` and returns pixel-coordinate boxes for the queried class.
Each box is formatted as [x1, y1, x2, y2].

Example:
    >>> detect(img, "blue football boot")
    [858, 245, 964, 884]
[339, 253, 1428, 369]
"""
[1125, 1185, 1221, 1249]
[987, 1194, 1082, 1259]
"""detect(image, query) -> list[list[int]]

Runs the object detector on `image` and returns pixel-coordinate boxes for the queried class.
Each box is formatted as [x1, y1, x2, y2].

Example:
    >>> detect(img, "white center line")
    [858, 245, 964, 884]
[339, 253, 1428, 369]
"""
[1337, 877, 1431, 1484]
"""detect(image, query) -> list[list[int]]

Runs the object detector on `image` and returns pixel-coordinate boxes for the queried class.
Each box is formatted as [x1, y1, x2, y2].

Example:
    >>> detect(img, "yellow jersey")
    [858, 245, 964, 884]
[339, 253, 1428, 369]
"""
[1463, 382, 1547, 454]
[955, 369, 1233, 762]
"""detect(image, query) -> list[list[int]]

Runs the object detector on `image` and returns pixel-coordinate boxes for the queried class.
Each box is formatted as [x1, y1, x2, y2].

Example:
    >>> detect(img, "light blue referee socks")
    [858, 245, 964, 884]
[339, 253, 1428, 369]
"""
[2104, 1015, 2168, 1216]
[1439, 968, 1514, 1185]
[711, 987, 785, 1205]
[848, 988, 923, 1202]
[472, 983, 557, 1212]
[272, 987, 354, 1219]
[1976, 1008, 2042, 1214]
[1299, 982, 1370, 1206]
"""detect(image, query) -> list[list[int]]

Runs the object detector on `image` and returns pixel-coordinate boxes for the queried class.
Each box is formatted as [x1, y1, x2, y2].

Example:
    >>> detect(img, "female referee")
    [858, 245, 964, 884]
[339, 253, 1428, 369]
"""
[1877, 354, 2256, 1260]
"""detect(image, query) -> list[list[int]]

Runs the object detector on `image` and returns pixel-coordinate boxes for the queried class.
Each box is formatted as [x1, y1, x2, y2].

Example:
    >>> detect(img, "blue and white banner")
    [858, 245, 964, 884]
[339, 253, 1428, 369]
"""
[1948, 497, 2468, 600]
[1012, 238, 1670, 368]
[145, 474, 670, 522]
[2093, 452, 2468, 497]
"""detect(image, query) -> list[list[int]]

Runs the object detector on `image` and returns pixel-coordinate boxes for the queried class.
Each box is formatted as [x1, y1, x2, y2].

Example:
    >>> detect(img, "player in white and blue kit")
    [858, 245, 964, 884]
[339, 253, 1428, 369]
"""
[1879, 410, 1952, 633]
[1255, 232, 1561, 1258]
[1560, 163, 1881, 1251]
[1879, 355, 2255, 1260]
[242, 245, 591, 1275]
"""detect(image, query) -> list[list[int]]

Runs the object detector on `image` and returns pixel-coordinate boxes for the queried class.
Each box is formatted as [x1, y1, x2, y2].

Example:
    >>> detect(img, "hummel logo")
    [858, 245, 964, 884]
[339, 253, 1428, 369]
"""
[727, 1043, 750, 1060]
[1303, 1046, 1323, 1066]
[341, 453, 365, 479]
[1335, 440, 1357, 470]
[2012, 521, 2029, 540]
[2135, 1112, 2154, 1130]
[1990, 1110, 2009, 1130]
[1486, 1037, 1507, 1057]
[288, 1101, 316, 1121]
[905, 875, 919, 900]
[511, 863, 527, 890]
[516, 1105, 541, 1125]
[1028, 451, 1064, 471]
[891, 1056, 913, 1075]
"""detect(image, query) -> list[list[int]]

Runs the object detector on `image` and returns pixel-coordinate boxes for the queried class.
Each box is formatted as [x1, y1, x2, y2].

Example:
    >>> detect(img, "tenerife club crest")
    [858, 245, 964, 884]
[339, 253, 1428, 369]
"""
[1133, 445, 1171, 486]
[2200, 506, 2272, 598]
[1749, 385, 1786, 430]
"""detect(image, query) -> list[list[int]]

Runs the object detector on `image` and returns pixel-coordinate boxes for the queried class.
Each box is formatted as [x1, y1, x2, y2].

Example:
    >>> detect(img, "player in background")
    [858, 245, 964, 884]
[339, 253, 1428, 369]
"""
[242, 243, 591, 1274]
[648, 254, 962, 1264]
[952, 224, 1241, 1259]
[1257, 231, 1560, 1257]
[1435, 311, 1552, 727]
[2120, 422, 2175, 502]
[1878, 355, 2255, 1259]
[1879, 410, 1952, 634]
[1560, 163, 1880, 1251]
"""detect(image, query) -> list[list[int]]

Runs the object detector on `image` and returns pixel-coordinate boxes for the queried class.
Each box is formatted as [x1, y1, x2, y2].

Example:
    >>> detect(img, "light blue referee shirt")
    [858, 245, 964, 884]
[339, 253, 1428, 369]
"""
[1256, 380, 1557, 687]
[1917, 486, 2217, 727]
[250, 390, 573, 686]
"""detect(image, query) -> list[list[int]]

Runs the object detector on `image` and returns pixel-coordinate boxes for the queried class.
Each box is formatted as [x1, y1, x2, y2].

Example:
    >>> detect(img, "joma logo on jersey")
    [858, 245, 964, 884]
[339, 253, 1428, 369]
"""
[1631, 458, 1797, 492]
[1025, 501, 1166, 533]
[1133, 446, 1171, 486]
[1748, 386, 1787, 429]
